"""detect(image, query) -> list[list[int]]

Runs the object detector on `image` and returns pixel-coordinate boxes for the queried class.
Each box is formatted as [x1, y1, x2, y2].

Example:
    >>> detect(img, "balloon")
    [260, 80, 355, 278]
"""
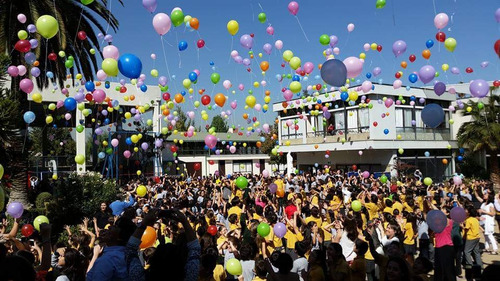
[384, 98, 394, 108]
[376, 0, 386, 9]
[152, 13, 171, 35]
[347, 23, 355, 32]
[258, 12, 267, 23]
[102, 58, 119, 76]
[226, 258, 243, 276]
[372, 67, 382, 77]
[444, 38, 456, 52]
[426, 210, 447, 233]
[19, 78, 34, 93]
[434, 82, 446, 96]
[36, 15, 59, 39]
[421, 104, 444, 128]
[23, 111, 35, 124]
[204, 134, 217, 149]
[14, 40, 31, 53]
[7, 66, 19, 77]
[450, 207, 466, 223]
[75, 154, 85, 165]
[257, 222, 271, 237]
[392, 40, 407, 57]
[274, 223, 287, 238]
[453, 176, 462, 185]
[287, 1, 299, 15]
[469, 79, 489, 98]
[245, 95, 256, 108]
[422, 49, 431, 60]
[81, 0, 94, 4]
[178, 40, 188, 51]
[214, 93, 226, 107]
[351, 200, 362, 212]
[137, 185, 147, 197]
[426, 39, 434, 49]
[118, 54, 142, 79]
[289, 57, 301, 70]
[275, 40, 283, 50]
[33, 215, 50, 231]
[436, 31, 446, 43]
[207, 225, 217, 236]
[418, 65, 436, 84]
[227, 20, 239, 35]
[7, 202, 24, 218]
[235, 176, 248, 189]
[321, 59, 347, 87]
[190, 18, 199, 30]
[170, 9, 185, 27]
[362, 171, 370, 179]
[77, 31, 87, 40]
[64, 97, 77, 111]
[496, 8, 500, 23]
[380, 174, 388, 183]
[142, 0, 157, 13]
[21, 224, 34, 237]
[434, 13, 449, 29]
[423, 177, 433, 186]
[240, 34, 253, 49]
[319, 34, 330, 45]
[140, 226, 157, 249]
[343, 57, 364, 78]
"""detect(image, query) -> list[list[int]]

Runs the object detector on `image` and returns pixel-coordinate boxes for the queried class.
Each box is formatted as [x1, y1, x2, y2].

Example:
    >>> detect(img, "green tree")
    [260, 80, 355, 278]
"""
[210, 115, 228, 133]
[173, 106, 195, 132]
[457, 92, 500, 189]
[29, 127, 76, 157]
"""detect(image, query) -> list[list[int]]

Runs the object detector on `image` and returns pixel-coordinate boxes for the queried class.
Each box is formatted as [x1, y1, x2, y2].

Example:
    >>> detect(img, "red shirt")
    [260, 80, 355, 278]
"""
[285, 204, 297, 219]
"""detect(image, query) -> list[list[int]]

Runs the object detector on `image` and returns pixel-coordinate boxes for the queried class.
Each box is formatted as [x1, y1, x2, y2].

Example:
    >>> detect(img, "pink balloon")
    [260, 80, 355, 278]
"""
[17, 14, 27, 23]
[152, 13, 171, 36]
[434, 13, 449, 29]
[229, 146, 236, 153]
[123, 150, 131, 158]
[230, 101, 237, 109]
[151, 53, 156, 60]
[17, 65, 27, 76]
[393, 79, 402, 89]
[287, 1, 299, 15]
[230, 50, 239, 58]
[19, 78, 34, 93]
[102, 45, 120, 59]
[283, 90, 293, 101]
[96, 69, 107, 81]
[453, 176, 462, 185]
[204, 134, 217, 149]
[362, 171, 370, 179]
[262, 123, 270, 133]
[266, 26, 274, 35]
[361, 81, 372, 93]
[187, 111, 195, 119]
[333, 47, 340, 55]
[111, 138, 119, 147]
[343, 57, 364, 78]
[93, 89, 106, 103]
[303, 62, 314, 74]
[223, 80, 232, 90]
[7, 66, 19, 77]
[254, 104, 262, 111]
[274, 40, 283, 50]
[262, 170, 269, 178]
[384, 98, 394, 108]
[238, 84, 244, 91]
[347, 23, 355, 32]
[65, 113, 72, 120]
[363, 43, 370, 51]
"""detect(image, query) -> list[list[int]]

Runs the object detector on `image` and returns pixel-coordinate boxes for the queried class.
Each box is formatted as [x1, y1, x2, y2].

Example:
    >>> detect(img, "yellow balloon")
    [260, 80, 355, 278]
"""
[76, 73, 82, 80]
[359, 53, 366, 59]
[264, 96, 271, 104]
[131, 135, 139, 143]
[245, 95, 256, 108]
[137, 185, 147, 197]
[348, 91, 358, 102]
[289, 81, 302, 93]
[36, 15, 59, 39]
[124, 112, 132, 119]
[227, 20, 239, 36]
[48, 103, 56, 110]
[253, 81, 259, 88]
[45, 116, 53, 124]
[182, 79, 191, 89]
[370, 43, 378, 50]
[102, 58, 118, 76]
[444, 38, 457, 52]
[289, 57, 301, 70]
[32, 93, 43, 103]
[441, 64, 449, 72]
[102, 141, 108, 146]
[263, 104, 269, 111]
[137, 170, 142, 176]
[282, 50, 293, 62]
[202, 113, 209, 120]
[52, 174, 58, 180]
[124, 96, 129, 101]
[134, 147, 139, 152]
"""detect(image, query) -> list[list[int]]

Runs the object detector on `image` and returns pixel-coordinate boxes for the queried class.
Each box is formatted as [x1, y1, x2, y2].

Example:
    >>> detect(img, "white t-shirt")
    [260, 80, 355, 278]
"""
[291, 257, 308, 281]
[240, 260, 255, 281]
[56, 275, 70, 281]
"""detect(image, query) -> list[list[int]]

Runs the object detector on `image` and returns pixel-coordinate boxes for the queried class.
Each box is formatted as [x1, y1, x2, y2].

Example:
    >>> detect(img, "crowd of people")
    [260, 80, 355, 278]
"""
[1, 169, 500, 281]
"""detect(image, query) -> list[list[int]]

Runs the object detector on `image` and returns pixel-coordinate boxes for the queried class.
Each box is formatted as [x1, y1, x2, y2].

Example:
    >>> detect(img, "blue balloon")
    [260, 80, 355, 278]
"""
[292, 75, 300, 81]
[426, 210, 447, 233]
[408, 73, 418, 83]
[426, 39, 434, 48]
[178, 40, 188, 51]
[457, 156, 463, 161]
[64, 97, 77, 111]
[340, 92, 349, 101]
[320, 59, 347, 87]
[46, 71, 54, 78]
[23, 111, 36, 124]
[140, 84, 147, 92]
[85, 81, 95, 92]
[104, 118, 110, 125]
[204, 145, 209, 150]
[421, 103, 444, 128]
[98, 152, 106, 159]
[459, 148, 465, 154]
[118, 53, 142, 79]
[410, 96, 416, 101]
[126, 137, 133, 145]
[105, 82, 110, 89]
[209, 61, 215, 66]
[424, 151, 430, 157]
[366, 72, 372, 79]
[317, 99, 322, 104]
[181, 90, 186, 96]
[384, 129, 389, 135]
[188, 71, 198, 82]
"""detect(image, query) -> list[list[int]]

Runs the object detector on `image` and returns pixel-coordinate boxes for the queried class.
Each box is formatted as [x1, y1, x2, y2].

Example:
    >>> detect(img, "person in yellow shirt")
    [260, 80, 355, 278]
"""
[252, 259, 267, 281]
[383, 198, 394, 215]
[402, 212, 417, 263]
[284, 213, 304, 259]
[463, 206, 482, 270]
[227, 197, 242, 221]
[361, 192, 380, 220]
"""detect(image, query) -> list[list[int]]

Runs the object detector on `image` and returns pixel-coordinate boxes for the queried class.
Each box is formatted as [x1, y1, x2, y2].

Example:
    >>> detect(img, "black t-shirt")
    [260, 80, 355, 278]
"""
[95, 210, 111, 229]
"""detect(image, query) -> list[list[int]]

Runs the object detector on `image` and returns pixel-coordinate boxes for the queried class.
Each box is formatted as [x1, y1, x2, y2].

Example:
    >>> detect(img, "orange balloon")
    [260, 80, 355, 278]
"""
[175, 93, 184, 103]
[442, 159, 448, 165]
[276, 188, 285, 198]
[256, 141, 262, 148]
[314, 144, 319, 149]
[242, 113, 248, 119]
[318, 64, 322, 70]
[260, 61, 269, 72]
[400, 61, 407, 69]
[214, 93, 226, 107]
[95, 81, 101, 86]
[189, 17, 199, 30]
[130, 95, 135, 101]
[140, 226, 157, 249]
[422, 49, 431, 60]
[33, 61, 40, 67]
[265, 90, 271, 96]
[250, 54, 254, 59]
[162, 109, 170, 116]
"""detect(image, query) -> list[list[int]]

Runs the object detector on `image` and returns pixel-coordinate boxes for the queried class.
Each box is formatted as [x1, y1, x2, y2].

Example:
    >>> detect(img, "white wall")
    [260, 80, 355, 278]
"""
[369, 100, 396, 140]
[295, 149, 396, 171]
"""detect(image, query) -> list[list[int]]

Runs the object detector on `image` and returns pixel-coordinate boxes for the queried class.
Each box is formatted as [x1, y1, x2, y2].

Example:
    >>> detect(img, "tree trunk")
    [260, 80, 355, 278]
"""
[7, 137, 32, 208]
[489, 150, 500, 192]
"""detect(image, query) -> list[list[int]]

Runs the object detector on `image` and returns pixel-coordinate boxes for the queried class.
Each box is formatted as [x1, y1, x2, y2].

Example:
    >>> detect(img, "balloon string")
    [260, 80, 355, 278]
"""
[73, 5, 85, 48]
[160, 36, 176, 93]
[391, 0, 396, 26]
[228, 37, 234, 64]
[451, 53, 464, 82]
[432, 0, 437, 15]
[295, 16, 309, 42]
[100, 0, 113, 45]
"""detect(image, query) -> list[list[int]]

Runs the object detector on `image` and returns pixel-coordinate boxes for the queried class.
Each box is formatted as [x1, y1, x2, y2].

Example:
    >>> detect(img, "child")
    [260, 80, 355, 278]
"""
[252, 259, 267, 281]
[351, 240, 368, 281]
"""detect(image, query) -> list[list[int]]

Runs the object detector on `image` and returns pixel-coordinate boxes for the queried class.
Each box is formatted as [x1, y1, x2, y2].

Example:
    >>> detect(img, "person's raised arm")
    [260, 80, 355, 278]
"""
[37, 223, 52, 271]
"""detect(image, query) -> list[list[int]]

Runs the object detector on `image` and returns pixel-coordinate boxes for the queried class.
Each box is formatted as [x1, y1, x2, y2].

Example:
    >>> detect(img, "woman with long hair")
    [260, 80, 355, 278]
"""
[56, 248, 86, 281]
[476, 192, 498, 254]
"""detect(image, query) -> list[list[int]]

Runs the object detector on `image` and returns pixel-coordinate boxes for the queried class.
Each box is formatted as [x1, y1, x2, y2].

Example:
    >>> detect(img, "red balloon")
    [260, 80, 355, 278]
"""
[77, 31, 87, 40]
[493, 80, 500, 87]
[315, 84, 322, 90]
[85, 93, 93, 101]
[494, 40, 500, 57]
[436, 32, 446, 43]
[377, 45, 382, 52]
[352, 165, 357, 171]
[154, 176, 161, 183]
[207, 225, 217, 236]
[21, 224, 34, 237]
[120, 86, 127, 93]
[465, 67, 473, 73]
[373, 121, 378, 127]
[208, 160, 215, 165]
[326, 150, 330, 155]
[197, 39, 205, 48]
[395, 72, 401, 79]
[194, 163, 201, 171]
[48, 53, 57, 61]
[162, 92, 171, 101]
[201, 95, 211, 106]
[170, 145, 177, 153]
[15, 40, 31, 53]
[409, 54, 416, 62]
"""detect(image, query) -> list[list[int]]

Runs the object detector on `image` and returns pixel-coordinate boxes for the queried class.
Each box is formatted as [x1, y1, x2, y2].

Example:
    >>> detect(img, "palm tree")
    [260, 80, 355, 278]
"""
[457, 91, 500, 189]
[0, 1, 122, 207]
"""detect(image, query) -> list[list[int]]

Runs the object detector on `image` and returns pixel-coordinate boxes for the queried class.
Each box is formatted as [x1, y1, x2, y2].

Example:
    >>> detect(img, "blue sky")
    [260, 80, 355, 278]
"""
[98, 0, 500, 127]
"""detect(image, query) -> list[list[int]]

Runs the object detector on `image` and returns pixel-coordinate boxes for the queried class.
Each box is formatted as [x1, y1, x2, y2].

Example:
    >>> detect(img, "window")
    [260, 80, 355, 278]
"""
[347, 109, 358, 129]
[359, 108, 369, 128]
[334, 111, 345, 130]
[233, 161, 252, 173]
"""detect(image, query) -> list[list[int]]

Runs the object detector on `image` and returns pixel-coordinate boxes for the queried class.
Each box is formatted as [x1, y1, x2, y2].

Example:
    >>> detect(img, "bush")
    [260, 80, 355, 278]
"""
[47, 172, 118, 233]
[35, 192, 52, 209]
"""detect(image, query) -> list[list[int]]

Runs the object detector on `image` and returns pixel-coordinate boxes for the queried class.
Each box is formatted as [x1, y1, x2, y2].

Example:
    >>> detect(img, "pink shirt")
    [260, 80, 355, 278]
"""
[435, 219, 453, 248]
[255, 198, 266, 208]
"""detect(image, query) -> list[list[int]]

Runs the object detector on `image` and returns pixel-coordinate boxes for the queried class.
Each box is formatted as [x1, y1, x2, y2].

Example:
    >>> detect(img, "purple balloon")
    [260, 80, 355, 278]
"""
[74, 92, 85, 102]
[29, 39, 38, 49]
[25, 52, 36, 64]
[142, 0, 157, 13]
[158, 76, 168, 86]
[434, 82, 446, 96]
[234, 56, 243, 64]
[155, 139, 163, 147]
[240, 34, 253, 49]
[392, 40, 407, 57]
[372, 67, 382, 77]
[242, 58, 251, 66]
[7, 202, 24, 219]
[269, 183, 277, 194]
[450, 207, 466, 223]
[329, 35, 338, 47]
[469, 79, 489, 98]
[450, 67, 460, 74]
[104, 34, 113, 43]
[263, 43, 272, 55]
[27, 24, 36, 33]
[141, 142, 149, 150]
[30, 67, 41, 77]
[274, 222, 287, 238]
[496, 8, 500, 23]
[418, 65, 436, 84]
[426, 210, 448, 233]
[480, 61, 489, 68]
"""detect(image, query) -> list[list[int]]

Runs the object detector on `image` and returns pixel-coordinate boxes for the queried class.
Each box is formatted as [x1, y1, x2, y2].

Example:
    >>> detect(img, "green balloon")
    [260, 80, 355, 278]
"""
[34, 215, 50, 231]
[376, 0, 386, 9]
[210, 72, 220, 84]
[380, 174, 388, 183]
[65, 60, 74, 68]
[257, 222, 270, 237]
[423, 177, 433, 186]
[76, 124, 84, 133]
[258, 13, 267, 23]
[477, 102, 484, 109]
[235, 176, 248, 189]
[171, 10, 185, 27]
[106, 148, 113, 154]
[81, 0, 95, 5]
[319, 34, 330, 45]
[351, 200, 362, 212]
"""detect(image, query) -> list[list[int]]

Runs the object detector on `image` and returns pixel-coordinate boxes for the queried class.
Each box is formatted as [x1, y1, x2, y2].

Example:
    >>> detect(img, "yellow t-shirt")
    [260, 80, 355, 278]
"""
[403, 202, 414, 213]
[213, 264, 226, 281]
[252, 277, 266, 281]
[393, 202, 403, 214]
[365, 202, 379, 220]
[305, 216, 322, 228]
[275, 179, 284, 191]
[464, 217, 480, 240]
[253, 213, 261, 221]
[321, 221, 332, 241]
[228, 206, 242, 220]
[404, 222, 415, 245]
[284, 229, 304, 249]
[217, 236, 227, 246]
[311, 195, 319, 207]
[383, 206, 394, 215]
